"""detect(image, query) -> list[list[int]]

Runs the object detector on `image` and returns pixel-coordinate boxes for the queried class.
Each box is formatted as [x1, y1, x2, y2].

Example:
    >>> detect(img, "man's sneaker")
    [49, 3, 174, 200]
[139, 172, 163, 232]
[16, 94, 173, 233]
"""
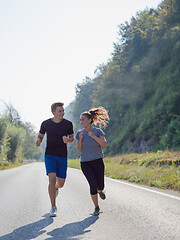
[56, 188, 59, 198]
[93, 206, 100, 216]
[98, 190, 106, 200]
[50, 206, 57, 217]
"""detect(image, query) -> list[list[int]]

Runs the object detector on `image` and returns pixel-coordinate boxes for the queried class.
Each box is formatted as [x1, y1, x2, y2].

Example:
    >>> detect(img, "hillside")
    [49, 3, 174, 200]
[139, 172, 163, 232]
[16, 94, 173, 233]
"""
[67, 0, 180, 158]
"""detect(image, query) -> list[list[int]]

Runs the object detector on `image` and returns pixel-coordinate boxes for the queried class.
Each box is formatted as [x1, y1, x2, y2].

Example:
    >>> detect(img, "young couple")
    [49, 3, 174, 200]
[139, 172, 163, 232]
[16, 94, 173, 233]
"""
[36, 102, 109, 217]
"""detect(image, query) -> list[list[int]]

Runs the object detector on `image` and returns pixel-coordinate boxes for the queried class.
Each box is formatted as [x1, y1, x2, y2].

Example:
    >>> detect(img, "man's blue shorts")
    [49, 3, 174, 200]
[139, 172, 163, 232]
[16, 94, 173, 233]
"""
[44, 155, 67, 179]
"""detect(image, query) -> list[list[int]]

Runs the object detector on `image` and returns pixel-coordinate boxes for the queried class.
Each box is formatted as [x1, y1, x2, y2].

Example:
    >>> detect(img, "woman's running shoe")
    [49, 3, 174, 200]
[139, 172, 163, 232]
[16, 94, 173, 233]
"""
[98, 190, 106, 200]
[93, 206, 100, 216]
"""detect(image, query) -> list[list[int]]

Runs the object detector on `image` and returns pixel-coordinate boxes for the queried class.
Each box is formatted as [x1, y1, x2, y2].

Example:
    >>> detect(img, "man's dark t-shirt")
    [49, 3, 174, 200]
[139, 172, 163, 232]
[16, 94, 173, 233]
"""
[40, 118, 73, 158]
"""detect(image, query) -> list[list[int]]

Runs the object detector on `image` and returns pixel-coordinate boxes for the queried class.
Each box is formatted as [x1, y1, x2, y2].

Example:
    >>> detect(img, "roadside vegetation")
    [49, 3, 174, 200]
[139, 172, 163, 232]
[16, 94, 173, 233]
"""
[0, 162, 26, 170]
[68, 150, 180, 192]
[0, 102, 42, 168]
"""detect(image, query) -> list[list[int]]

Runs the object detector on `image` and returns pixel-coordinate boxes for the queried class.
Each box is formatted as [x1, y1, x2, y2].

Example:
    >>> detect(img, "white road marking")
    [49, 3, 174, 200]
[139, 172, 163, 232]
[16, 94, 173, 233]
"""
[106, 177, 180, 201]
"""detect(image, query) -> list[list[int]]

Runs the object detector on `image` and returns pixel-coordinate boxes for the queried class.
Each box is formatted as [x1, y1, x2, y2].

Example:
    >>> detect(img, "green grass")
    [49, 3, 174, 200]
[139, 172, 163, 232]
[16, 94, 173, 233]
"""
[68, 159, 81, 169]
[68, 150, 180, 192]
[0, 162, 26, 170]
[1, 151, 180, 192]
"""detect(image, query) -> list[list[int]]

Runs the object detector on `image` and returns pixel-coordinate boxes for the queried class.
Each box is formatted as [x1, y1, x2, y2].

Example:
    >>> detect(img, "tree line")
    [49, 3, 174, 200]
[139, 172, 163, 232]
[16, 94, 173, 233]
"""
[66, 0, 180, 158]
[0, 102, 42, 166]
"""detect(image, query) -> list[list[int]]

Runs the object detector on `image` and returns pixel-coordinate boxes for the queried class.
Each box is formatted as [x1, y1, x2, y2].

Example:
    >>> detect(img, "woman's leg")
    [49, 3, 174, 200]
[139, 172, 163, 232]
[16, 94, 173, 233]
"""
[91, 194, 98, 207]
[81, 161, 99, 207]
[94, 158, 105, 192]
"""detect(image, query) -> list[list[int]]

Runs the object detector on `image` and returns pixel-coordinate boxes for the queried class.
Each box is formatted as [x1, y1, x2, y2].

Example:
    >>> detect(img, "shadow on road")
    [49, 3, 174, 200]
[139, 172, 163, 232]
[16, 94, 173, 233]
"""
[0, 214, 53, 240]
[46, 215, 99, 240]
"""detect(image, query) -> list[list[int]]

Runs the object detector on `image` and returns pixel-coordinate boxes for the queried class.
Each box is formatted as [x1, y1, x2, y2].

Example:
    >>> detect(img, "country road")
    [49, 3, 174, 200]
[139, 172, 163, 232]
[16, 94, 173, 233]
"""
[0, 162, 180, 240]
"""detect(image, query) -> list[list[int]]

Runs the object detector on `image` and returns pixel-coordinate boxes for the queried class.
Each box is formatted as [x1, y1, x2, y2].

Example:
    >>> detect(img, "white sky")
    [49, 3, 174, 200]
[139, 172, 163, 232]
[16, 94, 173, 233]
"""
[0, 0, 162, 131]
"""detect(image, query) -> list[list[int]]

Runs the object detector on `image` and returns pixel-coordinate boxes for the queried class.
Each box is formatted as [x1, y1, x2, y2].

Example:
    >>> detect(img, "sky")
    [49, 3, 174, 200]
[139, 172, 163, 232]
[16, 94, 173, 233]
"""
[0, 0, 162, 131]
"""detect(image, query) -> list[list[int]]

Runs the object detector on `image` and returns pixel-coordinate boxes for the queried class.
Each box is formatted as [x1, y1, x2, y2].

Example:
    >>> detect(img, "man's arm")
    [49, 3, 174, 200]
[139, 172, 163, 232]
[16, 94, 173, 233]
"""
[36, 133, 45, 147]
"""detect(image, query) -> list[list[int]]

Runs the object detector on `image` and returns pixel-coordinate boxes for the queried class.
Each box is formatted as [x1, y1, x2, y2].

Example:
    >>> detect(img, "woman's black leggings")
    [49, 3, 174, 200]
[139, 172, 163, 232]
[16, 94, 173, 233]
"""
[81, 158, 105, 195]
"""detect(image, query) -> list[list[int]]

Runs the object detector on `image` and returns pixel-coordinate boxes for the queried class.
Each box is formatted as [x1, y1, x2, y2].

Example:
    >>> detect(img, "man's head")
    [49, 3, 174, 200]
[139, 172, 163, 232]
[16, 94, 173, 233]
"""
[51, 102, 64, 120]
[51, 102, 64, 112]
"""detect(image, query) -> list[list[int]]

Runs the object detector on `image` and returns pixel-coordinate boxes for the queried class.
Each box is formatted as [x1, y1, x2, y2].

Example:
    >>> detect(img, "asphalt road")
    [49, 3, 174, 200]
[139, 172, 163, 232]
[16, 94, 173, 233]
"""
[0, 162, 180, 240]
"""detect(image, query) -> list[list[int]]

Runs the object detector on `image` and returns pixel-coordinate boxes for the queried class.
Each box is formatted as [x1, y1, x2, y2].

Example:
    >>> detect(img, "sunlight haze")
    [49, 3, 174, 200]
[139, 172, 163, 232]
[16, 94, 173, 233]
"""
[0, 0, 162, 131]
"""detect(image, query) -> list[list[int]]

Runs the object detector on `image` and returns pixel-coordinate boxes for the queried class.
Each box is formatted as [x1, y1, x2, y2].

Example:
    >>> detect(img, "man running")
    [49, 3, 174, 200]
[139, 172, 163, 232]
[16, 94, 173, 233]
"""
[36, 102, 74, 217]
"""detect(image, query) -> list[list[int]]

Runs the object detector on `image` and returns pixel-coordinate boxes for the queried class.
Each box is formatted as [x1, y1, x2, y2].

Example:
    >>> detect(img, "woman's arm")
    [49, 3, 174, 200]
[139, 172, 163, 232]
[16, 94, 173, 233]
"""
[88, 132, 107, 148]
[76, 132, 83, 152]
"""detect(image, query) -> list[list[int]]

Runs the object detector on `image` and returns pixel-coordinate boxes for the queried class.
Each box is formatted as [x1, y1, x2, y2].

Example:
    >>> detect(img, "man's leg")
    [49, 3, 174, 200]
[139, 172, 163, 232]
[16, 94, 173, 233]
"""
[56, 177, 66, 189]
[48, 172, 57, 207]
[55, 157, 67, 190]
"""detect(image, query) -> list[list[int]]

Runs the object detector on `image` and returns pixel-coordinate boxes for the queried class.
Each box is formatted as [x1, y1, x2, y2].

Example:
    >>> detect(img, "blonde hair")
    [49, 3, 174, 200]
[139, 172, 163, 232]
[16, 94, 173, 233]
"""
[82, 106, 109, 128]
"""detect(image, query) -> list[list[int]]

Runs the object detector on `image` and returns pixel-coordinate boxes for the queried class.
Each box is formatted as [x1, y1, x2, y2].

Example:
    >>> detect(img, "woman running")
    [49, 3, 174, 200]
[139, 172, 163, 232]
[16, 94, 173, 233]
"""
[76, 106, 109, 216]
